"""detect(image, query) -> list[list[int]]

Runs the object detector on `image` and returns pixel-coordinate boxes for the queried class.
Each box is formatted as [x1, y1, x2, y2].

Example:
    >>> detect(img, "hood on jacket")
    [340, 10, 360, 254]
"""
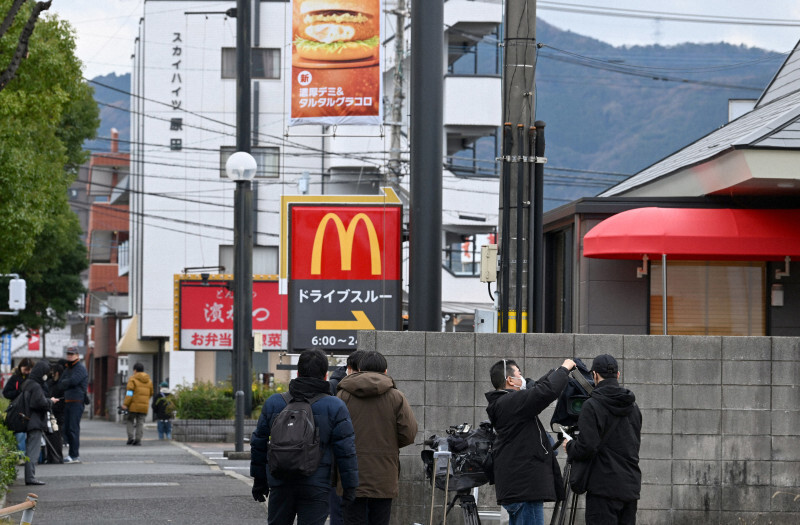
[590, 378, 636, 417]
[338, 371, 394, 398]
[29, 359, 51, 384]
[288, 376, 331, 402]
[132, 371, 152, 387]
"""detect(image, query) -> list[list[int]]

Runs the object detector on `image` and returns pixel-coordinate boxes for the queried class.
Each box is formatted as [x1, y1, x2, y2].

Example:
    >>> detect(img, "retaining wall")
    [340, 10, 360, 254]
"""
[357, 332, 800, 525]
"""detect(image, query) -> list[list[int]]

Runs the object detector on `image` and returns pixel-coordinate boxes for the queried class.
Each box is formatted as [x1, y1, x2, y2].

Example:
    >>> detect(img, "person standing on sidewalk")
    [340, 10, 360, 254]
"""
[59, 348, 88, 463]
[152, 381, 174, 440]
[122, 362, 154, 445]
[2, 357, 33, 453]
[336, 350, 418, 525]
[565, 354, 642, 525]
[20, 359, 52, 486]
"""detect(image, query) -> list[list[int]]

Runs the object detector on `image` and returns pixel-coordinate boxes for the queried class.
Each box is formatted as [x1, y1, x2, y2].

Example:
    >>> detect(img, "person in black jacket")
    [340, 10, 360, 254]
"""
[59, 348, 88, 463]
[20, 359, 52, 485]
[2, 357, 33, 453]
[486, 357, 575, 525]
[566, 354, 642, 525]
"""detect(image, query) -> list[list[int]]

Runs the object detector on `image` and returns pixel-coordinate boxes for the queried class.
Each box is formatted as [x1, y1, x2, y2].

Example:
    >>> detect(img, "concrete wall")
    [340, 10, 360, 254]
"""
[358, 331, 800, 525]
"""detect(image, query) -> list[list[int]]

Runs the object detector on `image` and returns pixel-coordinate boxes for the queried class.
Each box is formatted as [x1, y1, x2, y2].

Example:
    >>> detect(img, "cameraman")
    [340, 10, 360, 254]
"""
[565, 354, 641, 524]
[486, 358, 575, 525]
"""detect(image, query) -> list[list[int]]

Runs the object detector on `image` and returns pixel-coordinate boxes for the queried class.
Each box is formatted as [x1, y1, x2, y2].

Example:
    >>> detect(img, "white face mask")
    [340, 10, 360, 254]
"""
[517, 376, 527, 390]
[42, 374, 48, 381]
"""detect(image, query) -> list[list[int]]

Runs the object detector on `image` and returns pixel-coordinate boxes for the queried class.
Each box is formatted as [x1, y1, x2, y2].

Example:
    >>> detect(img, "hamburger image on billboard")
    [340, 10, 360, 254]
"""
[294, 0, 379, 62]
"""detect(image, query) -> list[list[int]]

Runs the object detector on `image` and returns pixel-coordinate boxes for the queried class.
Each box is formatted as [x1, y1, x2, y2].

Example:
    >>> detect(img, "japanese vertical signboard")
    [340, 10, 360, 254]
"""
[289, 204, 402, 350]
[290, 0, 382, 126]
[174, 276, 288, 351]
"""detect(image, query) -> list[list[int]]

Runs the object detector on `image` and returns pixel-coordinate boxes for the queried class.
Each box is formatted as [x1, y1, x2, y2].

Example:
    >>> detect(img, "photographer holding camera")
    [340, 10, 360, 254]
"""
[565, 354, 641, 524]
[486, 357, 575, 525]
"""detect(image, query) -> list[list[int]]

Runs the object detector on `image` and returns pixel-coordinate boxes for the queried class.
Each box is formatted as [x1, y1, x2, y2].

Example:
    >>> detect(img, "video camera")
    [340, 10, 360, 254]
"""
[549, 358, 594, 448]
[117, 406, 129, 416]
[421, 422, 495, 492]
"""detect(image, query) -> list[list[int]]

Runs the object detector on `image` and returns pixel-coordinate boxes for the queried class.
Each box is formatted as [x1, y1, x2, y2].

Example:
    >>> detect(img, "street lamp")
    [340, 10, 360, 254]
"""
[225, 151, 257, 452]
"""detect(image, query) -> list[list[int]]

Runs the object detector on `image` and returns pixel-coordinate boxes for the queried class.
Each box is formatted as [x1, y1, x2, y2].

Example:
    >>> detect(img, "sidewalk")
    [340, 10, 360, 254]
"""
[3, 418, 266, 524]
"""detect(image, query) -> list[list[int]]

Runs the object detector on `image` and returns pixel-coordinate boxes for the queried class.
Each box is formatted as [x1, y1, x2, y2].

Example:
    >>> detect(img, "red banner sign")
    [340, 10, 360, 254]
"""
[175, 277, 288, 351]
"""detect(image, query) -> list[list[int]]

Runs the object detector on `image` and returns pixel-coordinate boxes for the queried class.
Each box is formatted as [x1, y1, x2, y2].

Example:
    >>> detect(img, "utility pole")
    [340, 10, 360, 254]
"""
[497, 0, 543, 333]
[388, 0, 407, 184]
[409, 0, 443, 332]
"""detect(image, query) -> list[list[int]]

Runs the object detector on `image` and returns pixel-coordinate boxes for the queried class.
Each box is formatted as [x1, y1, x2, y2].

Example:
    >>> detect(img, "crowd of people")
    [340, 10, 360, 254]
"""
[251, 349, 641, 525]
[1, 348, 88, 485]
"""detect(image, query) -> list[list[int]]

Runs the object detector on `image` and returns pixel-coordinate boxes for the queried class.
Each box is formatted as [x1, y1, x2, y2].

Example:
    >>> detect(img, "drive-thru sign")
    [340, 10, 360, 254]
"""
[289, 204, 402, 351]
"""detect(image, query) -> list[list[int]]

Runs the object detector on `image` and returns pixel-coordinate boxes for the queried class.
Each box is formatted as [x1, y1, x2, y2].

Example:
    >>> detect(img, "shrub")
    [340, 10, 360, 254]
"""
[172, 382, 234, 420]
[251, 382, 286, 418]
[0, 399, 24, 499]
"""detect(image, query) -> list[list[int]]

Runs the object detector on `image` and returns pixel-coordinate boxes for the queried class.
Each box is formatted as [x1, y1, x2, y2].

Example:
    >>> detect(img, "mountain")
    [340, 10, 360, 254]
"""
[86, 20, 785, 209]
[86, 72, 131, 153]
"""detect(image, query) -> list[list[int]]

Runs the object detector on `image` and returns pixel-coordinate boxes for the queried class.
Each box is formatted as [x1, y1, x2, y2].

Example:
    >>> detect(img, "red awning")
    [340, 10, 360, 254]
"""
[583, 208, 800, 261]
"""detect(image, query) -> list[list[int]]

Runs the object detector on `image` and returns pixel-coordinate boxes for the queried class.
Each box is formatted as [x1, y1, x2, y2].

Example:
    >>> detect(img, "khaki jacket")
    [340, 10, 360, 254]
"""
[124, 372, 154, 414]
[337, 371, 417, 499]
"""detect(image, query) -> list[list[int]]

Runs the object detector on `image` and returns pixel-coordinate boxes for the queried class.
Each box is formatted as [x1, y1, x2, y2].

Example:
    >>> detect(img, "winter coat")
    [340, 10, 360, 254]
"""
[152, 389, 174, 420]
[124, 372, 154, 414]
[2, 371, 27, 400]
[566, 378, 642, 501]
[19, 360, 52, 432]
[336, 371, 418, 499]
[485, 366, 570, 505]
[328, 365, 347, 396]
[60, 359, 88, 402]
[250, 376, 359, 490]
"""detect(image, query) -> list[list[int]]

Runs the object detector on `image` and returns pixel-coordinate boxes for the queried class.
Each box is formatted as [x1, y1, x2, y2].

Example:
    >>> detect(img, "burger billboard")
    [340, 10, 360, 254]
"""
[290, 0, 382, 126]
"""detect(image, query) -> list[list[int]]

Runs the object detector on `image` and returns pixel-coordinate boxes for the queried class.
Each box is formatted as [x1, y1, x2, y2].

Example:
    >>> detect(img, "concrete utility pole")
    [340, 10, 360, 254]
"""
[497, 0, 544, 333]
[388, 0, 407, 184]
[408, 0, 443, 331]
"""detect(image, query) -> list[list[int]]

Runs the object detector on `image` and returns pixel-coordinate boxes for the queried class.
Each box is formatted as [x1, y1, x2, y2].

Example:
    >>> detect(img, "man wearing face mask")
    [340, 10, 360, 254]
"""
[486, 357, 576, 525]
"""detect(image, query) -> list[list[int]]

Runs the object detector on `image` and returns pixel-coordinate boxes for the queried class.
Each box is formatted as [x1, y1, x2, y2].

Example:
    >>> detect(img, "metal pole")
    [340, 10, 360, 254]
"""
[662, 254, 667, 335]
[533, 121, 545, 333]
[233, 0, 253, 452]
[389, 0, 407, 184]
[515, 125, 525, 332]
[409, 0, 443, 331]
[234, 390, 244, 451]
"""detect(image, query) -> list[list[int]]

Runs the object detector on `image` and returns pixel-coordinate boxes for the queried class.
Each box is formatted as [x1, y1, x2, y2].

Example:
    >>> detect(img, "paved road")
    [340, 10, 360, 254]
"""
[4, 418, 266, 524]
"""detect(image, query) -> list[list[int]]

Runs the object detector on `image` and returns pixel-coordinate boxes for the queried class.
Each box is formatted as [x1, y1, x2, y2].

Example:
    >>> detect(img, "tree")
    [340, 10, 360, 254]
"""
[0, 0, 52, 91]
[0, 201, 88, 335]
[0, 0, 99, 271]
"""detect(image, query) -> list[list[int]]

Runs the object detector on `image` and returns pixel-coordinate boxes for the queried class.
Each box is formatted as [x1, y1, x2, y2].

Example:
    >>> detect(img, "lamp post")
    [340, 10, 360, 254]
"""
[225, 151, 257, 453]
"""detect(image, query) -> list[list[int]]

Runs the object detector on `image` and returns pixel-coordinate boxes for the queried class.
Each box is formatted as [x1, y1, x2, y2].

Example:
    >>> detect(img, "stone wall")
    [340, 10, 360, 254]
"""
[358, 331, 800, 525]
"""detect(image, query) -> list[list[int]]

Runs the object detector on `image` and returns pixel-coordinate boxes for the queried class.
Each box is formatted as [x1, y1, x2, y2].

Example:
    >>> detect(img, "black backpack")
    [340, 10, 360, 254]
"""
[4, 390, 31, 433]
[268, 392, 326, 479]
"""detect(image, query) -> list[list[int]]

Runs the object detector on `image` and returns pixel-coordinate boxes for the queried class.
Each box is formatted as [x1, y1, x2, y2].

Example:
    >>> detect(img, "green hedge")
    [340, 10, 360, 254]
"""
[172, 381, 286, 420]
[0, 398, 25, 499]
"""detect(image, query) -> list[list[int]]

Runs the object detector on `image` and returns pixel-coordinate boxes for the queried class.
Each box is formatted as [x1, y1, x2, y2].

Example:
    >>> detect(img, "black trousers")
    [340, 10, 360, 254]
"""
[585, 494, 637, 525]
[343, 497, 392, 525]
[268, 484, 329, 525]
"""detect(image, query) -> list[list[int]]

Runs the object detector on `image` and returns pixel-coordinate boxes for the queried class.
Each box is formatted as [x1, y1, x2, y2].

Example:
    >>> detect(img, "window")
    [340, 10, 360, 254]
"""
[448, 130, 500, 178]
[650, 261, 765, 335]
[442, 232, 496, 277]
[448, 26, 502, 76]
[219, 245, 278, 275]
[221, 48, 280, 79]
[220, 146, 280, 179]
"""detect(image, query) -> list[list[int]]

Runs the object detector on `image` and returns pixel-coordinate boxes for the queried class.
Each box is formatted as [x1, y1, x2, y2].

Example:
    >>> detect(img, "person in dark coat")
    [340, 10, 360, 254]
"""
[19, 359, 52, 485]
[3, 357, 33, 452]
[566, 354, 642, 525]
[59, 348, 88, 463]
[485, 357, 575, 525]
[336, 351, 417, 525]
[250, 348, 359, 525]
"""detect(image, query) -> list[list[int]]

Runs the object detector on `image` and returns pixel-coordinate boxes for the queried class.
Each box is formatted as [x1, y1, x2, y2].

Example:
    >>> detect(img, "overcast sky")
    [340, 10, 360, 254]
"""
[47, 0, 800, 79]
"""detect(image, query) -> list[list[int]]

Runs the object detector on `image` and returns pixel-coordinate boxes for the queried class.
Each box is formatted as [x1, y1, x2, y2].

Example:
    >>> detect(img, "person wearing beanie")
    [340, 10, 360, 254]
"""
[122, 363, 153, 445]
[152, 380, 175, 440]
[565, 354, 642, 524]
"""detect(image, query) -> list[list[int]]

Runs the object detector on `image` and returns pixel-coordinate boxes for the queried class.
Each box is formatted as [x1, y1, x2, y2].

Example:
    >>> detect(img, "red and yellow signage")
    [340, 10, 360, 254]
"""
[290, 0, 382, 126]
[288, 203, 402, 351]
[173, 275, 288, 351]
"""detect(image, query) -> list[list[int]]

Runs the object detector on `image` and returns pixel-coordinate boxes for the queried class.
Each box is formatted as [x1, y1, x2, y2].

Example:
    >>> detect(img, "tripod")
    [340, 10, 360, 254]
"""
[442, 491, 482, 525]
[550, 461, 580, 525]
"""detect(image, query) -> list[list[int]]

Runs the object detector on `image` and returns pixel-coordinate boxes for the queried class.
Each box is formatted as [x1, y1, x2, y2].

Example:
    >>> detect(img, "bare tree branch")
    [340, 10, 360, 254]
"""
[0, 0, 28, 39]
[0, 1, 52, 92]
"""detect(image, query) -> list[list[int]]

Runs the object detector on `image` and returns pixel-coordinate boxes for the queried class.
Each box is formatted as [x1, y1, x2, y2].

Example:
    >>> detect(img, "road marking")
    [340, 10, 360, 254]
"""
[91, 482, 179, 487]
